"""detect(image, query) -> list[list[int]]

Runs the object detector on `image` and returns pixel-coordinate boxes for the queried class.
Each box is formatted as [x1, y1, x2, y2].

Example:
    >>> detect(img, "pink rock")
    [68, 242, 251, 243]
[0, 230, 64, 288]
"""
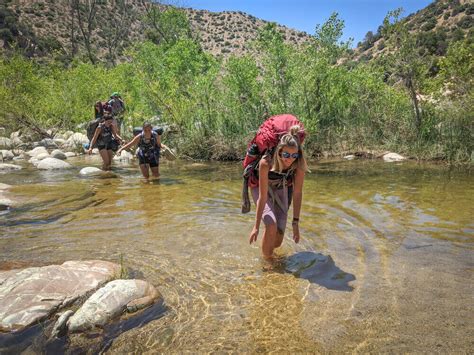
[0, 260, 120, 332]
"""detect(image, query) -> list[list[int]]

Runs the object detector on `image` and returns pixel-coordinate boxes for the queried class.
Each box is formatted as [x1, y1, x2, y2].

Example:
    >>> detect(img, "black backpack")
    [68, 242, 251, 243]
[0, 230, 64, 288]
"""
[86, 118, 102, 144]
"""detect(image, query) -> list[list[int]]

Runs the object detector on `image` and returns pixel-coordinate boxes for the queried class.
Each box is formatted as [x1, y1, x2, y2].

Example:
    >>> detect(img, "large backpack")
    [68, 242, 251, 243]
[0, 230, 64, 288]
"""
[241, 114, 305, 213]
[86, 118, 102, 145]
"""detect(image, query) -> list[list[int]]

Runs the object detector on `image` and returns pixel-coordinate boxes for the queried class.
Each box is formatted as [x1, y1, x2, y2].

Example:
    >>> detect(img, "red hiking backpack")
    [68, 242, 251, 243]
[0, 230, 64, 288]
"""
[241, 114, 305, 213]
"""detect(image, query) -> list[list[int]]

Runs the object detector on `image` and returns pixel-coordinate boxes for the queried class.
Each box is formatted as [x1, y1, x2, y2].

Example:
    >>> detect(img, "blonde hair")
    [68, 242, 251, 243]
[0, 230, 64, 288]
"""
[272, 125, 309, 173]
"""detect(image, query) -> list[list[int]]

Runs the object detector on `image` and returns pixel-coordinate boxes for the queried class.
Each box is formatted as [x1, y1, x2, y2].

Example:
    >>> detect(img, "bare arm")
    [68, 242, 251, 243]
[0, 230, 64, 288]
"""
[88, 126, 102, 153]
[291, 167, 305, 243]
[156, 134, 162, 149]
[111, 124, 123, 142]
[117, 134, 141, 154]
[249, 158, 269, 244]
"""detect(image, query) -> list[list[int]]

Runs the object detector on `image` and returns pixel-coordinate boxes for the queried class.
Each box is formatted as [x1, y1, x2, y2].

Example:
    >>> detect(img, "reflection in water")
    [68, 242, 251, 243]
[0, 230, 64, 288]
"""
[0, 159, 472, 353]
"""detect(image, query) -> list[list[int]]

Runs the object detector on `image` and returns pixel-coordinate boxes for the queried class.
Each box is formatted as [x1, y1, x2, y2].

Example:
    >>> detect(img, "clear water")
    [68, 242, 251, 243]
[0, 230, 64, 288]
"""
[0, 157, 473, 353]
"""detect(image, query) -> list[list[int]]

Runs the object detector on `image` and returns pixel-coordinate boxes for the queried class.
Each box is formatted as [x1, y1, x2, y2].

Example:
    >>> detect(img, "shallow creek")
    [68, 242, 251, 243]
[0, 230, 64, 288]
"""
[0, 157, 472, 353]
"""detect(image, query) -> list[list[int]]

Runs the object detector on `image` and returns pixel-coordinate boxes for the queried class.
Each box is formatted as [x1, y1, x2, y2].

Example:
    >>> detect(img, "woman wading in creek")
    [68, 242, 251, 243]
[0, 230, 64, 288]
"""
[117, 122, 162, 180]
[243, 115, 308, 259]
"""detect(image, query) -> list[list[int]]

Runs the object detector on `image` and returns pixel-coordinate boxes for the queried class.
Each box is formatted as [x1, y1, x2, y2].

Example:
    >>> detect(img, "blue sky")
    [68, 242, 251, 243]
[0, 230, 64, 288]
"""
[177, 0, 433, 46]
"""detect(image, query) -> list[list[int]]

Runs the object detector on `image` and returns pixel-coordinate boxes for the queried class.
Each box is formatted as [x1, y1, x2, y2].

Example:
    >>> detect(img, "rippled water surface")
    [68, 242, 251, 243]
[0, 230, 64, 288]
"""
[1, 157, 473, 353]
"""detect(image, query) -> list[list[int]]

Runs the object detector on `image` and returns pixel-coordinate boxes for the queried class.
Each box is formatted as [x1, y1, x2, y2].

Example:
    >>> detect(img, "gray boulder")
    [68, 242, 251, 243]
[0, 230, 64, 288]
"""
[0, 150, 14, 161]
[26, 146, 48, 158]
[35, 152, 51, 160]
[64, 133, 88, 151]
[0, 260, 121, 332]
[0, 137, 11, 149]
[0, 163, 22, 171]
[51, 149, 67, 160]
[67, 279, 161, 332]
[0, 197, 13, 210]
[79, 167, 102, 176]
[37, 157, 72, 170]
[383, 152, 406, 162]
[0, 183, 12, 190]
[38, 138, 58, 149]
[113, 150, 133, 161]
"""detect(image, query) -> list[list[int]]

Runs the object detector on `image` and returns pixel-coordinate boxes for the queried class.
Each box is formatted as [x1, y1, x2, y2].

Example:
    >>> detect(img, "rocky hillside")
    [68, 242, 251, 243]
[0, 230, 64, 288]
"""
[0, 0, 311, 62]
[354, 0, 473, 61]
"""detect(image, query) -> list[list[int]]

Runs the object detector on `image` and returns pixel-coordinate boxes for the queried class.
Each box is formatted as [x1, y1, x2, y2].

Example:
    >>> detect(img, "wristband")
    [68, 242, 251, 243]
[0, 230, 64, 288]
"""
[292, 217, 299, 222]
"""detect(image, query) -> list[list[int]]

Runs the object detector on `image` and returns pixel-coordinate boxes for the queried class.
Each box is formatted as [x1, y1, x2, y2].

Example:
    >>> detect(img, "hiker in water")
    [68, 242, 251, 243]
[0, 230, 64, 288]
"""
[248, 125, 308, 259]
[117, 122, 162, 180]
[88, 113, 123, 171]
[108, 92, 125, 133]
[94, 101, 104, 120]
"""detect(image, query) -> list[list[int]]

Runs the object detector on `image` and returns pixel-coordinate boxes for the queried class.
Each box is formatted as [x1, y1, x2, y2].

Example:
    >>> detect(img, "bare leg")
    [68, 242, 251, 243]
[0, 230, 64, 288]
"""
[274, 230, 284, 249]
[261, 223, 278, 259]
[150, 166, 160, 178]
[139, 164, 150, 179]
[106, 150, 114, 170]
[99, 149, 109, 170]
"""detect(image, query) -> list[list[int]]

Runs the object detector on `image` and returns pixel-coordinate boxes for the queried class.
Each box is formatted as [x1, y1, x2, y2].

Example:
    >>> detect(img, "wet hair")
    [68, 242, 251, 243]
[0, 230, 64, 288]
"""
[143, 122, 152, 129]
[272, 125, 308, 173]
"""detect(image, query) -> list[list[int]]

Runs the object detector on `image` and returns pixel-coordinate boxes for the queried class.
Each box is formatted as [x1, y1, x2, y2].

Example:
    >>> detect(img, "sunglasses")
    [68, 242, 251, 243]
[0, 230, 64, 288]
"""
[281, 152, 299, 159]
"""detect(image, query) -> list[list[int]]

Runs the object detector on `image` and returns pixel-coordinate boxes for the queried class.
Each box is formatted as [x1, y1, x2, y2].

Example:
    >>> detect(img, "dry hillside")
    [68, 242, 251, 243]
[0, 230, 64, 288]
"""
[354, 0, 473, 61]
[0, 0, 311, 62]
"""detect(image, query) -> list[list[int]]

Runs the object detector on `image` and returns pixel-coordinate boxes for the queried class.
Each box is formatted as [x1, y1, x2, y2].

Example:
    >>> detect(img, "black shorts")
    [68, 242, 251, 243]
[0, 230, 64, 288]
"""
[138, 150, 159, 168]
[97, 140, 119, 152]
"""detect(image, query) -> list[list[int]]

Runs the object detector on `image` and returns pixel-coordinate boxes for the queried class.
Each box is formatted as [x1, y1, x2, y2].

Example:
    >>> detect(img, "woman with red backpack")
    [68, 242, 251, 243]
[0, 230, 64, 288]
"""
[246, 116, 308, 259]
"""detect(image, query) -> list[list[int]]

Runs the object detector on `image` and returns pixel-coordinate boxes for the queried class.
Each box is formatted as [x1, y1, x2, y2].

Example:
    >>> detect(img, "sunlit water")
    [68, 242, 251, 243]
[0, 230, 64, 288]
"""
[0, 156, 473, 353]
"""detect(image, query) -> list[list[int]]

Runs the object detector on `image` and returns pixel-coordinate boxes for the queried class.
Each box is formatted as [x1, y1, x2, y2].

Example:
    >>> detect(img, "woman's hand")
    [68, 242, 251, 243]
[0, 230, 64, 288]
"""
[292, 222, 300, 243]
[249, 226, 259, 244]
[116, 148, 122, 155]
[87, 148, 93, 155]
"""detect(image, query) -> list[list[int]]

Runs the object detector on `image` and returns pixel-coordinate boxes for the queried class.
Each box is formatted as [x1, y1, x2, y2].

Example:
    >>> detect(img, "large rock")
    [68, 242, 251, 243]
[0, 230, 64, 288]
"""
[67, 279, 161, 332]
[0, 260, 121, 332]
[0, 183, 12, 190]
[38, 138, 58, 149]
[0, 163, 22, 171]
[26, 146, 48, 158]
[65, 152, 77, 158]
[113, 150, 133, 161]
[35, 152, 51, 160]
[79, 167, 102, 176]
[0, 197, 13, 210]
[0, 137, 12, 149]
[37, 157, 72, 170]
[0, 150, 14, 161]
[51, 149, 67, 160]
[64, 133, 88, 151]
[383, 152, 406, 162]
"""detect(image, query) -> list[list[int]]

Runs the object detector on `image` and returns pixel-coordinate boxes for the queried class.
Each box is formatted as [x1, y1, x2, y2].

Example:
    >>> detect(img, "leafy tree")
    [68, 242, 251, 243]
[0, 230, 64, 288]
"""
[381, 8, 428, 134]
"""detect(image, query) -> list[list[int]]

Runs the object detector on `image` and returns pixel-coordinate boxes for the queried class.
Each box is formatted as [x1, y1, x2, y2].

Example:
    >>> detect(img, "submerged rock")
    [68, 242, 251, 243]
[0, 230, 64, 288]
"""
[79, 167, 102, 175]
[67, 279, 161, 332]
[383, 152, 406, 162]
[37, 158, 72, 170]
[0, 260, 120, 332]
[0, 163, 22, 171]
